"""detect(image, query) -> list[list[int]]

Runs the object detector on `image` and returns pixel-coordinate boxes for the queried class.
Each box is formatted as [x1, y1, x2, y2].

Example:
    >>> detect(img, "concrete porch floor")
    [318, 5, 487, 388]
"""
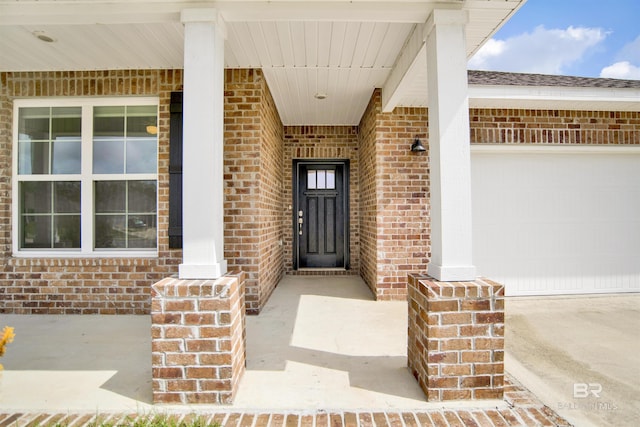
[1, 276, 475, 412]
[0, 275, 634, 425]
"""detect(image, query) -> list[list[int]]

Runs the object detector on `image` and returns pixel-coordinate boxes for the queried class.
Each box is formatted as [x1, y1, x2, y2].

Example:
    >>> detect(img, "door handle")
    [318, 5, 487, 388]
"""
[298, 210, 303, 235]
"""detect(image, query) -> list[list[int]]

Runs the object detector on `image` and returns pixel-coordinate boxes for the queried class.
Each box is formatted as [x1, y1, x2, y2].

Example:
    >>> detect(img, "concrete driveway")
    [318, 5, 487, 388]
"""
[505, 293, 640, 427]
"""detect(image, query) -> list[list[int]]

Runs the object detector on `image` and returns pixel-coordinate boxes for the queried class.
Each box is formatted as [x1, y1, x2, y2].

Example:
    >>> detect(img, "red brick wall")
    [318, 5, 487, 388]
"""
[283, 126, 360, 275]
[0, 70, 183, 314]
[358, 90, 430, 300]
[151, 272, 246, 404]
[357, 91, 379, 294]
[258, 72, 285, 311]
[2, 69, 637, 314]
[470, 109, 639, 145]
[0, 68, 285, 315]
[224, 69, 284, 314]
[407, 274, 505, 401]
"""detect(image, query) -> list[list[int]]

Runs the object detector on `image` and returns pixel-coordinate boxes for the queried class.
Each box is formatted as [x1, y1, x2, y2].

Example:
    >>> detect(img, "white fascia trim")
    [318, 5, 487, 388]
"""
[469, 85, 640, 105]
[0, 1, 435, 25]
[471, 144, 640, 155]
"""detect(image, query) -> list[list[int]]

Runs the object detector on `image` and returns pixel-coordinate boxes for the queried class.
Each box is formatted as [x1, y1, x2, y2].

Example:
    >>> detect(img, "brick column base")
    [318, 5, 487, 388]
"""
[407, 274, 505, 401]
[151, 272, 246, 404]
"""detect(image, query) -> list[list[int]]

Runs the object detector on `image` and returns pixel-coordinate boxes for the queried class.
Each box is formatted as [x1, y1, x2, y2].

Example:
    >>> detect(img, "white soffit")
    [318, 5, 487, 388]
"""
[0, 0, 526, 125]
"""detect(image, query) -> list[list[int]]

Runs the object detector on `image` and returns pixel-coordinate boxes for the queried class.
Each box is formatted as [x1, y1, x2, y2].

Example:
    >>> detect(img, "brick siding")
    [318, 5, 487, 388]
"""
[224, 69, 284, 314]
[0, 70, 184, 314]
[471, 108, 639, 145]
[407, 274, 505, 401]
[0, 69, 285, 315]
[151, 272, 246, 404]
[357, 90, 379, 295]
[358, 90, 430, 301]
[1, 69, 637, 314]
[283, 125, 360, 275]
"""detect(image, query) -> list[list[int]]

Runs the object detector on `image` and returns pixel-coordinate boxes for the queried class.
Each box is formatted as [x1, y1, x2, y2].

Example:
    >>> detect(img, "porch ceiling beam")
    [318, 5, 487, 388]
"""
[381, 23, 427, 113]
[381, 2, 464, 113]
[0, 1, 454, 26]
[0, 2, 186, 26]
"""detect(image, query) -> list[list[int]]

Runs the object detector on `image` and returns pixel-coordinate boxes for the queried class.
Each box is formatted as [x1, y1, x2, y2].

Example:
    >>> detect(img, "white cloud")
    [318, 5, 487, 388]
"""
[469, 25, 607, 74]
[600, 61, 640, 79]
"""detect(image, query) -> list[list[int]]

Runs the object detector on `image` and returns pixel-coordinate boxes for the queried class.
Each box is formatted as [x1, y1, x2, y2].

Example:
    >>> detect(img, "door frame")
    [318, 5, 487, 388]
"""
[292, 159, 350, 270]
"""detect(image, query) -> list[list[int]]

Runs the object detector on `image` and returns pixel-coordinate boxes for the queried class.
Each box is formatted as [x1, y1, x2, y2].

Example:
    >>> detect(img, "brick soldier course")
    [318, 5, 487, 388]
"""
[0, 374, 572, 426]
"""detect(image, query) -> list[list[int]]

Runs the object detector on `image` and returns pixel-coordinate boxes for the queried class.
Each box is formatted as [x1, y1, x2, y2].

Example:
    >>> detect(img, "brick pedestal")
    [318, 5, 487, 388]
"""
[407, 274, 504, 401]
[151, 272, 246, 404]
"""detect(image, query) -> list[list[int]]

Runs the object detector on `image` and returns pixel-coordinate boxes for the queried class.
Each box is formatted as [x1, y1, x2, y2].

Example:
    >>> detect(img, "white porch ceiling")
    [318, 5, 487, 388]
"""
[0, 0, 526, 125]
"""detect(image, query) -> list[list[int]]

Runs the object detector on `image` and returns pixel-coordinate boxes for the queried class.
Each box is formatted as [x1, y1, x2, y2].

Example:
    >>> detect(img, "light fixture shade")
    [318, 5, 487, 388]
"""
[411, 138, 426, 152]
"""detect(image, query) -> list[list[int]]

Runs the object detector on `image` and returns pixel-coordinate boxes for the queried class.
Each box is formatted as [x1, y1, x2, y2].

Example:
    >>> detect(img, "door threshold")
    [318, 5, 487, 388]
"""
[291, 268, 353, 276]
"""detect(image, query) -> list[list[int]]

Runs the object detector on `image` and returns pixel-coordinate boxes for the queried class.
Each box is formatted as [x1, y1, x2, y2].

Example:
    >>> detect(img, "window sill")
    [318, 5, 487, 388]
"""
[12, 251, 159, 259]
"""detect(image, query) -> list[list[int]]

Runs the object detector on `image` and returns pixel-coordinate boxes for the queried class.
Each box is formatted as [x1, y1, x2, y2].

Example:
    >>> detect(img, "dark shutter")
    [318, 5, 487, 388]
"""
[169, 92, 183, 249]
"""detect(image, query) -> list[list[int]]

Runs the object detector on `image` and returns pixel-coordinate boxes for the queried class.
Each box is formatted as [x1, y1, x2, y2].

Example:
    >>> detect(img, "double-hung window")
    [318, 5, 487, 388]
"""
[13, 98, 159, 256]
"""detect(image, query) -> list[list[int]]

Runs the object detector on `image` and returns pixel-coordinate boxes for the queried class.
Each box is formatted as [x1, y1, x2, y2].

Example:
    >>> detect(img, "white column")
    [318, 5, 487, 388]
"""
[179, 9, 227, 279]
[425, 9, 476, 281]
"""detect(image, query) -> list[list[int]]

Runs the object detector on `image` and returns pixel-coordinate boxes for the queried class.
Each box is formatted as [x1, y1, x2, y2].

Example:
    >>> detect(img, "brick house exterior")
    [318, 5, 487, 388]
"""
[1, 69, 638, 314]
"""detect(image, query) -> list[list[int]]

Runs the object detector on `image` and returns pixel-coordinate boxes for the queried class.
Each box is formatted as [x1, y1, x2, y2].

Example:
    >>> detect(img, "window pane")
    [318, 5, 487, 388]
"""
[127, 214, 156, 248]
[51, 107, 81, 140]
[21, 182, 51, 214]
[126, 138, 157, 173]
[54, 181, 81, 213]
[54, 215, 81, 248]
[21, 216, 51, 248]
[94, 106, 125, 137]
[18, 140, 50, 174]
[95, 215, 126, 249]
[317, 170, 326, 189]
[95, 181, 126, 213]
[16, 101, 159, 253]
[326, 170, 336, 189]
[18, 107, 50, 141]
[93, 138, 125, 174]
[128, 181, 156, 212]
[127, 105, 157, 137]
[52, 138, 81, 174]
[307, 170, 316, 189]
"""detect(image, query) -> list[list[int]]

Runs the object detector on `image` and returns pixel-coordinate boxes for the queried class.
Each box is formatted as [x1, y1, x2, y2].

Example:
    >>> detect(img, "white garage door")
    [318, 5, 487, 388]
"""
[471, 146, 640, 296]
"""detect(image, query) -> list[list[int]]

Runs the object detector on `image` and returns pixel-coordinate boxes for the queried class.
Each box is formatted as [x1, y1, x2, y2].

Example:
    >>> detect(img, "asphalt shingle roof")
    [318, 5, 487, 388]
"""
[468, 69, 640, 89]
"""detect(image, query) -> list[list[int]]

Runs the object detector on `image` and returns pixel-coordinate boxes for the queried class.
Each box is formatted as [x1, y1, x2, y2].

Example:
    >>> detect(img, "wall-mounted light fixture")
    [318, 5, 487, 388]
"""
[411, 138, 426, 152]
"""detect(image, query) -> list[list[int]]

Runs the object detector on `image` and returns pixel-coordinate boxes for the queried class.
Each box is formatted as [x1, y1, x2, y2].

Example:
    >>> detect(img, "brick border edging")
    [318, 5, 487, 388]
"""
[151, 272, 246, 404]
[0, 374, 572, 427]
[408, 274, 505, 401]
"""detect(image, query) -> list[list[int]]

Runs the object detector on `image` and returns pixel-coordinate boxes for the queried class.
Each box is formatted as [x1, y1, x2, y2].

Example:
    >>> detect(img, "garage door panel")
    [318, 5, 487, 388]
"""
[472, 148, 640, 296]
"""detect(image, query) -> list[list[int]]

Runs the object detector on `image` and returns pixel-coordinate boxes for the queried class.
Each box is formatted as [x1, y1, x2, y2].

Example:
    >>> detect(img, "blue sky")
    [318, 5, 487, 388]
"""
[468, 0, 640, 79]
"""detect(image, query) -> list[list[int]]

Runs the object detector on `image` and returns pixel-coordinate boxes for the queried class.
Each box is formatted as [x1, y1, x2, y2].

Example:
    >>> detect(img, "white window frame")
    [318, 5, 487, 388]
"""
[12, 97, 159, 258]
